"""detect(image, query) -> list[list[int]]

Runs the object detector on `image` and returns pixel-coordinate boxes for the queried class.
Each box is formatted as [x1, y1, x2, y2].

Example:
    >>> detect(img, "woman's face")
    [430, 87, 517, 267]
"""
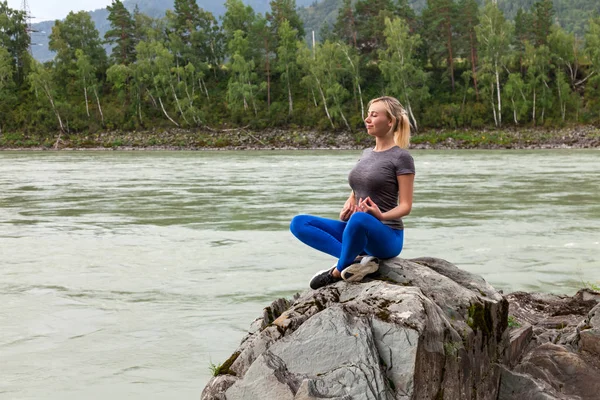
[365, 102, 393, 137]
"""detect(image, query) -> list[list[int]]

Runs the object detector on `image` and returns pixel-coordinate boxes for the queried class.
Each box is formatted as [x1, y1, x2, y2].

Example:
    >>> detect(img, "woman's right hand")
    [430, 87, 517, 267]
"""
[339, 197, 357, 221]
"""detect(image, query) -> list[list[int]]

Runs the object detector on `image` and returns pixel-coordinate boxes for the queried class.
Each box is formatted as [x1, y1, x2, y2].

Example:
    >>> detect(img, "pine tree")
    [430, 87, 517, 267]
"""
[422, 0, 457, 90]
[332, 0, 357, 47]
[532, 0, 554, 46]
[457, 0, 480, 99]
[268, 0, 304, 39]
[105, 0, 137, 65]
[354, 0, 396, 57]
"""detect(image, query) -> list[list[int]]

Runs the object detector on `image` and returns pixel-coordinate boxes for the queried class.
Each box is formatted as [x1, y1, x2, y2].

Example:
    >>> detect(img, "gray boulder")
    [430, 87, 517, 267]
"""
[201, 257, 600, 399]
[202, 257, 508, 400]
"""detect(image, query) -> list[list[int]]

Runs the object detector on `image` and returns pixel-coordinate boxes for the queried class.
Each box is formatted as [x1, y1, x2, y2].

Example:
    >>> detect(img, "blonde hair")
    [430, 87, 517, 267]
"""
[367, 96, 411, 149]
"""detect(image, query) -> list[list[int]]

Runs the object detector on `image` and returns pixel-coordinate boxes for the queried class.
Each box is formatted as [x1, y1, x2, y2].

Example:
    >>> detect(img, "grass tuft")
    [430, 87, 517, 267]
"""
[582, 280, 600, 292]
[507, 315, 521, 328]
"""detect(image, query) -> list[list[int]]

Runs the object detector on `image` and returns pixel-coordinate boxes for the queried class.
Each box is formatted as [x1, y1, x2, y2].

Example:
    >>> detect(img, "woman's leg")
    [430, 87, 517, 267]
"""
[289, 214, 347, 259]
[337, 212, 403, 271]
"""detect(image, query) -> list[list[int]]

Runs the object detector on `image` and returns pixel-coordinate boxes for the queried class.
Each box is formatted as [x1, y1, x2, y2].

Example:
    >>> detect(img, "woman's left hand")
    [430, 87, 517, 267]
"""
[358, 197, 383, 220]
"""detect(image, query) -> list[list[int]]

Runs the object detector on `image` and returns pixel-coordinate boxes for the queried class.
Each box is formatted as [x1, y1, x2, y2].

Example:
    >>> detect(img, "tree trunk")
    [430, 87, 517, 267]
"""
[490, 82, 498, 127]
[200, 77, 210, 100]
[93, 86, 104, 124]
[315, 78, 334, 129]
[532, 90, 536, 125]
[402, 81, 418, 132]
[469, 30, 479, 100]
[265, 36, 271, 111]
[286, 64, 293, 115]
[248, 81, 258, 116]
[42, 84, 65, 133]
[445, 17, 455, 91]
[147, 89, 158, 108]
[170, 82, 190, 125]
[495, 62, 502, 126]
[341, 46, 364, 119]
[158, 96, 179, 127]
[83, 80, 90, 117]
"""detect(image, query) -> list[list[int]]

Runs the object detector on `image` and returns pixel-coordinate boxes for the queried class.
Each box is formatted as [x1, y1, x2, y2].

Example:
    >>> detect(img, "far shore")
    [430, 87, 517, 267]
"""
[1, 125, 599, 151]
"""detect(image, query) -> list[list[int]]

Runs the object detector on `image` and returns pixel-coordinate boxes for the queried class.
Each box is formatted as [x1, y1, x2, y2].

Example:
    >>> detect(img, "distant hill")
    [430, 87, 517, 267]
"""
[29, 0, 316, 62]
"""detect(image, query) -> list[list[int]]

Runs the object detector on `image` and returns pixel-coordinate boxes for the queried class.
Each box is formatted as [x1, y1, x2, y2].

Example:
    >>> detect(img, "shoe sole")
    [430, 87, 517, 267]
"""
[341, 258, 380, 282]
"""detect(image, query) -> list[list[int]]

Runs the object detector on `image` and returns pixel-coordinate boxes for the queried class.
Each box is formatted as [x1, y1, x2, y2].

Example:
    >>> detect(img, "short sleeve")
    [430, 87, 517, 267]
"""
[394, 151, 415, 176]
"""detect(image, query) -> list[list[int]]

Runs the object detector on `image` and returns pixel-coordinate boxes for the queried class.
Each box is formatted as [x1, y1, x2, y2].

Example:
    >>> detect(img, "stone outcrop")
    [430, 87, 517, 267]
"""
[201, 257, 600, 400]
[499, 290, 600, 400]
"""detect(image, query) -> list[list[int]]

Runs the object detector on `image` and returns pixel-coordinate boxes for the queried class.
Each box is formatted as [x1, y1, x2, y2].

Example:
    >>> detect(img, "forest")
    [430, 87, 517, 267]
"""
[1, 0, 600, 140]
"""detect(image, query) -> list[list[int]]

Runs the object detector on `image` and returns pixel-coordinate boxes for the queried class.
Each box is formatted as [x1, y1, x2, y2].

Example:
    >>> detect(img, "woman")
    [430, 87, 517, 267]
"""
[290, 96, 415, 289]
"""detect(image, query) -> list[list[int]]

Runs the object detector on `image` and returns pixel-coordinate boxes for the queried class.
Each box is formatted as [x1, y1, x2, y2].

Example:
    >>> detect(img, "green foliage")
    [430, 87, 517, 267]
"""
[4, 0, 600, 137]
[507, 315, 521, 328]
[379, 17, 429, 130]
[584, 281, 600, 291]
[475, 1, 513, 127]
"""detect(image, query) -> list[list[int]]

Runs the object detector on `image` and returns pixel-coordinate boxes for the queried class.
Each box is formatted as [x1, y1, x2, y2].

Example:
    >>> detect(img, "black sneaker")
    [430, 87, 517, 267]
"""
[309, 266, 340, 290]
[341, 256, 380, 282]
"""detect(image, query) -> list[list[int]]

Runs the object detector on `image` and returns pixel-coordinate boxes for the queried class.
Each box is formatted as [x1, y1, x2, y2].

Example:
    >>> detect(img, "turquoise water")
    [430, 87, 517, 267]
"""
[1, 149, 599, 398]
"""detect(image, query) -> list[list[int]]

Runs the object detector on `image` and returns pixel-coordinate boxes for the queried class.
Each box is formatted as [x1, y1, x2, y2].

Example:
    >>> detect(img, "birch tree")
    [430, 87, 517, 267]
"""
[276, 20, 298, 116]
[75, 49, 104, 124]
[503, 73, 527, 124]
[0, 46, 14, 128]
[475, 1, 512, 127]
[378, 17, 429, 131]
[227, 30, 259, 117]
[549, 25, 589, 88]
[29, 60, 65, 134]
[135, 40, 180, 126]
[523, 43, 552, 125]
[584, 17, 600, 121]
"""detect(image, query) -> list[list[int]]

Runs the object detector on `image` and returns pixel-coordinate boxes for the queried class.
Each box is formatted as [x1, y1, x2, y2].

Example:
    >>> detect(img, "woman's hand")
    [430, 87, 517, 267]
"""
[340, 197, 357, 221]
[358, 197, 383, 220]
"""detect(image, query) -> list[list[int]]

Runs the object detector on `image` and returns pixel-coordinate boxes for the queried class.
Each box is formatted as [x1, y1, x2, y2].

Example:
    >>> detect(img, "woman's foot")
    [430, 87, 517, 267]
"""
[309, 266, 341, 289]
[341, 256, 380, 282]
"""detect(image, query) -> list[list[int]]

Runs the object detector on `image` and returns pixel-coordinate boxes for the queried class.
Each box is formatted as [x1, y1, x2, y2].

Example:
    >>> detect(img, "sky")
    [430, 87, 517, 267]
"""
[6, 0, 115, 22]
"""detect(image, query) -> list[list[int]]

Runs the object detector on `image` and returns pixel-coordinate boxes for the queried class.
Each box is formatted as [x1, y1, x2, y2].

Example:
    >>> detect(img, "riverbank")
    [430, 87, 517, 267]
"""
[1, 125, 599, 150]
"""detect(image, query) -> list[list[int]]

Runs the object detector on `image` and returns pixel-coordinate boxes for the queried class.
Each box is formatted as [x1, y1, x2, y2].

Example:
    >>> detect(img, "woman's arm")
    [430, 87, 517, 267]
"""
[360, 174, 414, 221]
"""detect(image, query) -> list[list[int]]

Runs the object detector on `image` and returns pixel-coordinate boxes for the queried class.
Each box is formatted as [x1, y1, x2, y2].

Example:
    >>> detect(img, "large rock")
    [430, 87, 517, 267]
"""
[202, 257, 508, 400]
[201, 257, 600, 399]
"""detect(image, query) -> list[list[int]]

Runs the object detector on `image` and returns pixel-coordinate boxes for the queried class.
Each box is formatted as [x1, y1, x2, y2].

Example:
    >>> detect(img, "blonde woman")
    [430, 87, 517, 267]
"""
[290, 96, 415, 289]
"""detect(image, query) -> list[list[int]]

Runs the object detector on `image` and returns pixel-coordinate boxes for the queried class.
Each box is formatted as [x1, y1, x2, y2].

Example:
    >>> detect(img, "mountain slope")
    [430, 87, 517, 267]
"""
[29, 0, 315, 61]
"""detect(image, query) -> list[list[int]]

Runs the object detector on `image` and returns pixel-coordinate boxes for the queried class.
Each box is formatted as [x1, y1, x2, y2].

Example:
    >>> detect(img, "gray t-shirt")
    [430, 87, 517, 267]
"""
[348, 146, 415, 230]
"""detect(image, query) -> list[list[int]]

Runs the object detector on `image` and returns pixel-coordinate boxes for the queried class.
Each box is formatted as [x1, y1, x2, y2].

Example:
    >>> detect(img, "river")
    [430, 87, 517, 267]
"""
[1, 149, 599, 399]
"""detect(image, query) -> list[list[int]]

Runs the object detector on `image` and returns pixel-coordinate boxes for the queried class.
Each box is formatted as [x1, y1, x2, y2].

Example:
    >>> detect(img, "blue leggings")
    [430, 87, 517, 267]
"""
[290, 212, 404, 272]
